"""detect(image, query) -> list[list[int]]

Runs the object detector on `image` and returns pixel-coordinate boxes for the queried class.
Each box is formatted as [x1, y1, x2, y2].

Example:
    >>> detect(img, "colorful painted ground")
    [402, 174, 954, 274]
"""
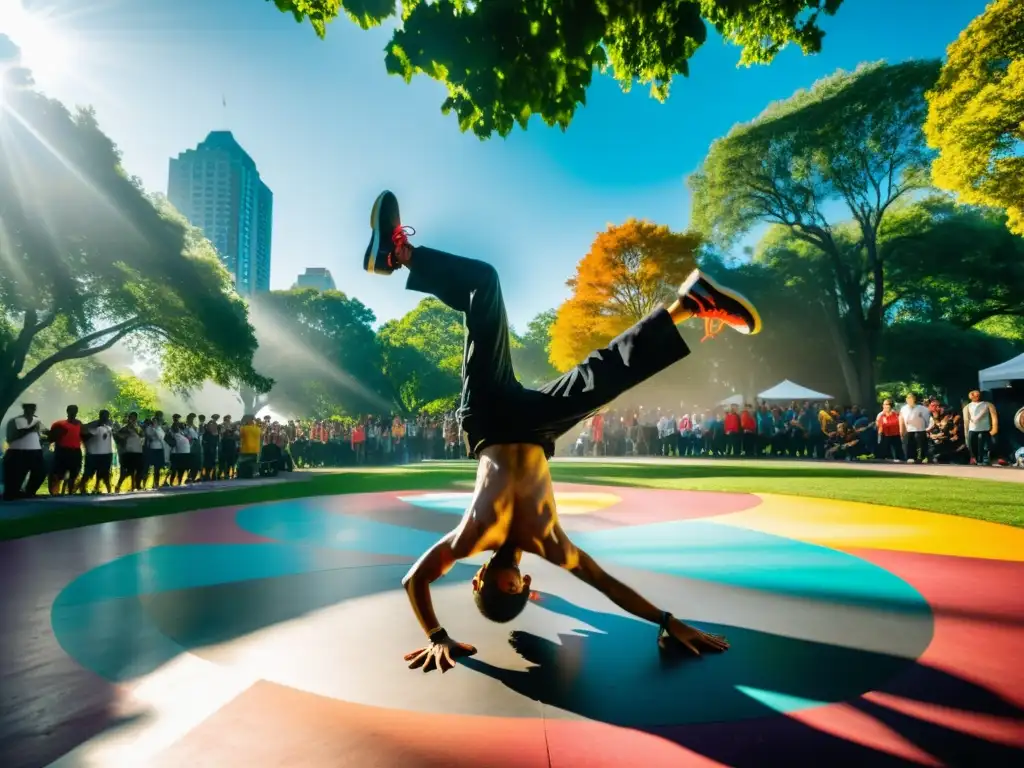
[2, 459, 1023, 541]
[1, 467, 1022, 767]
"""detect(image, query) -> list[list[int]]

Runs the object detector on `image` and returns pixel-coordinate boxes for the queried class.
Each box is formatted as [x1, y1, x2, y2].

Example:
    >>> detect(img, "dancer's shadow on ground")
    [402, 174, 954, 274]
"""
[463, 592, 1024, 767]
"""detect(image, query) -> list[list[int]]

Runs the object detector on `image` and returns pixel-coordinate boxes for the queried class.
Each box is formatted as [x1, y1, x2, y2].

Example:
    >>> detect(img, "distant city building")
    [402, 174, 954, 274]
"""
[294, 267, 337, 292]
[167, 131, 273, 295]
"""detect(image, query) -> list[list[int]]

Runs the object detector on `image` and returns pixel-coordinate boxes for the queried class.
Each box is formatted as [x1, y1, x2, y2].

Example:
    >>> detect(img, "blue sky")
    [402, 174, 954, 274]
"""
[5, 0, 989, 330]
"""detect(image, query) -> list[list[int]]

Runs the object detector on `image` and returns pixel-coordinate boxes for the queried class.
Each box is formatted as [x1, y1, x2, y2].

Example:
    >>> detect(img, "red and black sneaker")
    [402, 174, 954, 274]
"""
[678, 269, 762, 341]
[364, 190, 412, 275]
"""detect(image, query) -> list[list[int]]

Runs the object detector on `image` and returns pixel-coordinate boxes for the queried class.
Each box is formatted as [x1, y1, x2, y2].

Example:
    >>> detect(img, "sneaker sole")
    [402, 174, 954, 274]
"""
[684, 270, 763, 335]
[365, 190, 389, 274]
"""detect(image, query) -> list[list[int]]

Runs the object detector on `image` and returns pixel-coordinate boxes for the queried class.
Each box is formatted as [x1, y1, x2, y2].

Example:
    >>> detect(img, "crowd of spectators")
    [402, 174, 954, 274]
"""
[4, 388, 1019, 501]
[1, 406, 467, 501]
[289, 412, 465, 467]
[570, 390, 1021, 467]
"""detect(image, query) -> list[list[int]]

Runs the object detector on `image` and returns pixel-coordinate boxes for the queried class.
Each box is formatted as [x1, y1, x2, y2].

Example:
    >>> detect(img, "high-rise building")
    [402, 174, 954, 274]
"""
[294, 267, 336, 292]
[167, 131, 273, 295]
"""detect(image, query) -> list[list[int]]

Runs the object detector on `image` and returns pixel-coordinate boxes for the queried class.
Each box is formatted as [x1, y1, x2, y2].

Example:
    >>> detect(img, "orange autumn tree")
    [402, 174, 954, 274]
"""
[549, 219, 701, 371]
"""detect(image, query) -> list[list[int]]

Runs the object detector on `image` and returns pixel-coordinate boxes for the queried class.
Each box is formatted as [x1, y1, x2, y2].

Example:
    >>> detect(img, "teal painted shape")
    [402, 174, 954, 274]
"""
[52, 543, 318, 608]
[735, 685, 830, 713]
[235, 501, 440, 556]
[51, 542, 319, 682]
[398, 492, 471, 514]
[573, 520, 929, 612]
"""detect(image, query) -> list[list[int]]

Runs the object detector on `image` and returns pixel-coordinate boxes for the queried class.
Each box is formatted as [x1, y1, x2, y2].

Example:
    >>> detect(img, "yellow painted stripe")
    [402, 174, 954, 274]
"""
[553, 492, 623, 515]
[710, 493, 1024, 562]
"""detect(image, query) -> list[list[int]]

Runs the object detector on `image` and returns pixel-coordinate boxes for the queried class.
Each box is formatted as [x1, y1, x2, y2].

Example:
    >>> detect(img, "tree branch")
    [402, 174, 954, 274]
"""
[57, 318, 142, 356]
[5, 308, 59, 379]
[16, 320, 147, 394]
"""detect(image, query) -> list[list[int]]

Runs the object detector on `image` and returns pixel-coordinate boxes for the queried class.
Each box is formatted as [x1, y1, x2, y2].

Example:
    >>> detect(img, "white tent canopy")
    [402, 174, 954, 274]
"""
[758, 379, 833, 402]
[979, 353, 1024, 390]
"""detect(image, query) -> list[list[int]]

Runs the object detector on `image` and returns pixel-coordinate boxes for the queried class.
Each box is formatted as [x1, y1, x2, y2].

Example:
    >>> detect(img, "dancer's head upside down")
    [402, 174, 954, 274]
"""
[472, 545, 532, 623]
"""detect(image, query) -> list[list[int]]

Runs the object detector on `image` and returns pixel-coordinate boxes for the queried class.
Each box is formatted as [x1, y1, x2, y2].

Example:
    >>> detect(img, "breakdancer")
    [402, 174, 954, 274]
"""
[364, 191, 761, 673]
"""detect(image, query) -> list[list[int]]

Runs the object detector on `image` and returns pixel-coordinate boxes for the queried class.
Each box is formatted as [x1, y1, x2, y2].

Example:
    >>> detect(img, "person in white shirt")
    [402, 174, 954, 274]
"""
[143, 411, 167, 489]
[407, 418, 420, 462]
[899, 393, 932, 464]
[657, 414, 677, 456]
[116, 411, 145, 492]
[963, 389, 999, 466]
[169, 420, 192, 486]
[3, 403, 46, 500]
[80, 410, 114, 494]
[185, 413, 202, 482]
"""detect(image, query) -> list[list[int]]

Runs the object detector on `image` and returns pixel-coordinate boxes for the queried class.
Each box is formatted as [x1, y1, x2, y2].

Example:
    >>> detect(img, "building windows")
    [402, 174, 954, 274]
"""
[168, 132, 272, 296]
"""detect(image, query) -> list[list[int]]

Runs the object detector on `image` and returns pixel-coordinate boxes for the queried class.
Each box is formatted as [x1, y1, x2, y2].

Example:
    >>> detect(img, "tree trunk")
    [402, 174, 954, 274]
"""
[852, 338, 877, 407]
[829, 329, 863, 404]
[818, 295, 862, 405]
[0, 377, 21, 425]
[238, 384, 260, 413]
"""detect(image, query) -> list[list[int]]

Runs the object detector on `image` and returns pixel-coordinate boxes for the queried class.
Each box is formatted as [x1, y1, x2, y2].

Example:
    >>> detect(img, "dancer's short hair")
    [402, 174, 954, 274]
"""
[473, 578, 530, 623]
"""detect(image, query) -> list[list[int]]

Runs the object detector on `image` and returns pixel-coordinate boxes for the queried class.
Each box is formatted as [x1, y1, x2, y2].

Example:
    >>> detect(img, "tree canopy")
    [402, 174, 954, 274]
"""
[924, 0, 1024, 235]
[0, 63, 268, 418]
[266, 0, 846, 138]
[511, 309, 558, 387]
[98, 372, 160, 419]
[749, 195, 1024, 403]
[246, 288, 391, 419]
[377, 297, 465, 414]
[549, 218, 700, 371]
[879, 321, 1019, 402]
[880, 196, 1024, 328]
[689, 60, 940, 402]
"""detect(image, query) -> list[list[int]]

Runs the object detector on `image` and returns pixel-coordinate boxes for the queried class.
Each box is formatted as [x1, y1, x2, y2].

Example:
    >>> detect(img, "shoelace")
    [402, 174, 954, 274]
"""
[688, 293, 733, 342]
[390, 224, 415, 268]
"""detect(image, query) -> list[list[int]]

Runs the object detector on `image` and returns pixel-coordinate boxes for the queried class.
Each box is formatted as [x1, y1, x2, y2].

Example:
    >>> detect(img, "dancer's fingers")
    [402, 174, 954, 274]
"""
[407, 650, 428, 669]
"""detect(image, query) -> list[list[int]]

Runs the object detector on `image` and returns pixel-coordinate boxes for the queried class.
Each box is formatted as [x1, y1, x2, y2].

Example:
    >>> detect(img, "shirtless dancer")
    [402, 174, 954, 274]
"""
[363, 191, 762, 673]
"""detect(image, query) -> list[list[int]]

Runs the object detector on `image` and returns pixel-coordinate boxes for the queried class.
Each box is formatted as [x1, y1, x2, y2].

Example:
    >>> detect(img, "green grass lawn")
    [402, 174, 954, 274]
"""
[1, 460, 1022, 541]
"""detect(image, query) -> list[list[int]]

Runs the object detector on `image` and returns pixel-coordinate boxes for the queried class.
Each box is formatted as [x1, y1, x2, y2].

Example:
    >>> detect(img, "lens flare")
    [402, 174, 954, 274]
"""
[0, 1, 75, 84]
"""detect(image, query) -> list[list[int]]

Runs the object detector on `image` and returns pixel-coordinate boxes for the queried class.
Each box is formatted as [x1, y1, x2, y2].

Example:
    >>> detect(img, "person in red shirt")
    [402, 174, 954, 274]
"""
[351, 422, 366, 464]
[49, 404, 83, 495]
[723, 405, 742, 457]
[740, 404, 757, 457]
[876, 398, 904, 461]
[591, 412, 604, 456]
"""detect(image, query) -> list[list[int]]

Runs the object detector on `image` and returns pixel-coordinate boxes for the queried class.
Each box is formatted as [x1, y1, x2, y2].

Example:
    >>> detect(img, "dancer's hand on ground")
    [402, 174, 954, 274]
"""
[404, 638, 477, 673]
[660, 618, 729, 656]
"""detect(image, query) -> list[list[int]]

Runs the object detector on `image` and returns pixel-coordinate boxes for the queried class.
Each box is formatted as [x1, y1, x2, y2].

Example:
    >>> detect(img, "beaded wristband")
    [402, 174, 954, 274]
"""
[660, 612, 673, 631]
[429, 627, 449, 644]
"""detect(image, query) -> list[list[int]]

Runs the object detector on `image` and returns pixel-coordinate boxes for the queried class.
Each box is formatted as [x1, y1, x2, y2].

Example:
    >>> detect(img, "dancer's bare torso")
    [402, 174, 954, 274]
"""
[449, 444, 579, 569]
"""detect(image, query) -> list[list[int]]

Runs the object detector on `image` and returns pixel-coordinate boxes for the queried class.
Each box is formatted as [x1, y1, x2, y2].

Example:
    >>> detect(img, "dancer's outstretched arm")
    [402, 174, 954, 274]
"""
[566, 545, 730, 656]
[403, 531, 463, 636]
[402, 532, 479, 671]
